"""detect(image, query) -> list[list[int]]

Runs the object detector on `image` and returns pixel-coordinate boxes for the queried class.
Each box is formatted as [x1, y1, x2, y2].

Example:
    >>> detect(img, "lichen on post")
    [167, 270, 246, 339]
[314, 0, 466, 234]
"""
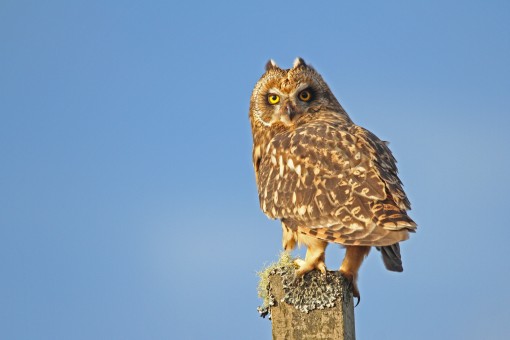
[258, 253, 356, 340]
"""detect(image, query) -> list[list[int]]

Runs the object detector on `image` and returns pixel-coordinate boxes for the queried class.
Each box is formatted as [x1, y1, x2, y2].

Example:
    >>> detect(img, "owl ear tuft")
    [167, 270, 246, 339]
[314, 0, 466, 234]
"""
[293, 57, 307, 68]
[265, 59, 279, 71]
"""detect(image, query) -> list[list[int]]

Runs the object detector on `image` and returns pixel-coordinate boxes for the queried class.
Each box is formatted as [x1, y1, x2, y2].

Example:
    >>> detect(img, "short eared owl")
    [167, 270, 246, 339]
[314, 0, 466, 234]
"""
[249, 58, 416, 299]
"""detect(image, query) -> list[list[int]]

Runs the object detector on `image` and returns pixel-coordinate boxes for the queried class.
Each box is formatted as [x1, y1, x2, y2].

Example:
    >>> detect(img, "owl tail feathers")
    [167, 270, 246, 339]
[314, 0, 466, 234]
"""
[376, 243, 403, 272]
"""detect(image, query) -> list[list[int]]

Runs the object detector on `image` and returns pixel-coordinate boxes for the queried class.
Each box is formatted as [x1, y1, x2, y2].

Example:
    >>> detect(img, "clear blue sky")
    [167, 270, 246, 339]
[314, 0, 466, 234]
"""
[1, 1, 509, 339]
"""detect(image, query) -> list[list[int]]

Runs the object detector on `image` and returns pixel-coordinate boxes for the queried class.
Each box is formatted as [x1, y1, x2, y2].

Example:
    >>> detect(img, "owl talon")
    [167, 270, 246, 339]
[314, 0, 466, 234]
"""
[340, 270, 361, 306]
[317, 262, 327, 275]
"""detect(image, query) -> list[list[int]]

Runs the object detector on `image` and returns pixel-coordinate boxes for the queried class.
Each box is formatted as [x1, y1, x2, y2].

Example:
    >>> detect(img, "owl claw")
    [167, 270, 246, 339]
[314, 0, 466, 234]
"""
[340, 270, 361, 306]
[317, 262, 327, 276]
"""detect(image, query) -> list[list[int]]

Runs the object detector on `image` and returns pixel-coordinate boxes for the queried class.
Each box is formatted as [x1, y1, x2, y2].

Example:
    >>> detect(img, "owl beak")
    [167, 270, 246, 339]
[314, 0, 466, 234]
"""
[286, 103, 297, 120]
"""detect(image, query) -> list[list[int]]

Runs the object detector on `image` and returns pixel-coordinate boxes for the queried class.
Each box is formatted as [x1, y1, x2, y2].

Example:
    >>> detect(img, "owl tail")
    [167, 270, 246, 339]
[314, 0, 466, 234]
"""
[377, 243, 403, 272]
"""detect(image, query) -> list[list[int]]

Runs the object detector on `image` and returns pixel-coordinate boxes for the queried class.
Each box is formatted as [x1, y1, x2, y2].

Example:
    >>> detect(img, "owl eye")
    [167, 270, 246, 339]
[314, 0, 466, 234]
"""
[267, 94, 280, 105]
[298, 90, 312, 102]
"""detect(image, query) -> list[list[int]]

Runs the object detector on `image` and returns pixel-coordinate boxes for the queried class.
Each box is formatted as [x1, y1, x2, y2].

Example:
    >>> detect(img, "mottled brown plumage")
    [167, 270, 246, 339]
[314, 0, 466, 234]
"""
[249, 58, 416, 299]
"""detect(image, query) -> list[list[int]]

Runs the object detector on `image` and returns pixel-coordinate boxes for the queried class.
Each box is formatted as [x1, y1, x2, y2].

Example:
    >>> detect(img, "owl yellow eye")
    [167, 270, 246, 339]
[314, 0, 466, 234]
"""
[299, 90, 312, 102]
[267, 94, 280, 105]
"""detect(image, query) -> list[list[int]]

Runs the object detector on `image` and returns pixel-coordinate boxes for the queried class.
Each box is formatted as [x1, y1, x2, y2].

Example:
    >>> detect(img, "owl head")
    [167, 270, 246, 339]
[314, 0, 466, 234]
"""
[249, 58, 349, 131]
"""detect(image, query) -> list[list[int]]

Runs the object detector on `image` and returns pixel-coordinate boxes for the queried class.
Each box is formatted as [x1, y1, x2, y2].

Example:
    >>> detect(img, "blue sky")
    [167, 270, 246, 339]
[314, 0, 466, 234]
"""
[1, 0, 509, 339]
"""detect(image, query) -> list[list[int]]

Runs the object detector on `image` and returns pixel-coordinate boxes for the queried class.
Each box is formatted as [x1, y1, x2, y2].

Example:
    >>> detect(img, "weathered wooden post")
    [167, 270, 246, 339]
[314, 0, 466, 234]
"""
[258, 254, 356, 340]
[269, 271, 355, 340]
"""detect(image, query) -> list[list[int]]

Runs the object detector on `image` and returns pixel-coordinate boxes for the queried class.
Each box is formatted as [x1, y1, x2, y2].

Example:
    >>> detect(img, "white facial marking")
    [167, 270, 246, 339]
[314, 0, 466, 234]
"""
[293, 83, 310, 95]
[267, 88, 284, 96]
[254, 112, 271, 127]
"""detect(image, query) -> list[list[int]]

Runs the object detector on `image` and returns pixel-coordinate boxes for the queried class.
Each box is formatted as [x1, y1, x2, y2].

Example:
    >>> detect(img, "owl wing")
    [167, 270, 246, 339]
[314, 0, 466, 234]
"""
[256, 119, 416, 246]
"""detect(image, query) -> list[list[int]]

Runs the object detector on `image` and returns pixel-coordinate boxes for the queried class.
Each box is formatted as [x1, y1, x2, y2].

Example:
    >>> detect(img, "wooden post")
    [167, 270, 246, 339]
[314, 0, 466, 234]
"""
[268, 271, 355, 340]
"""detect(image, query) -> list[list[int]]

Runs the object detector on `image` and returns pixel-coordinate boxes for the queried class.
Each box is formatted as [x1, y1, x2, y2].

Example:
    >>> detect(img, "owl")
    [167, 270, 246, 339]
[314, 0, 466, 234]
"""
[249, 58, 416, 300]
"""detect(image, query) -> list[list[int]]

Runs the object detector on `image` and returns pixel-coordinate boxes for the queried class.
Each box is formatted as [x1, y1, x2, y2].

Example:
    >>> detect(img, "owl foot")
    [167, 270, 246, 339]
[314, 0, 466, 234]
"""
[340, 269, 360, 306]
[294, 258, 327, 277]
[292, 234, 328, 278]
[339, 245, 370, 307]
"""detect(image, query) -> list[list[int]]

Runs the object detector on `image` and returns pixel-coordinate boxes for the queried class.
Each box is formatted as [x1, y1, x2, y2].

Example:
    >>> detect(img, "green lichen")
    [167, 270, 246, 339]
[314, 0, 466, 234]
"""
[257, 252, 348, 318]
[256, 251, 297, 317]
